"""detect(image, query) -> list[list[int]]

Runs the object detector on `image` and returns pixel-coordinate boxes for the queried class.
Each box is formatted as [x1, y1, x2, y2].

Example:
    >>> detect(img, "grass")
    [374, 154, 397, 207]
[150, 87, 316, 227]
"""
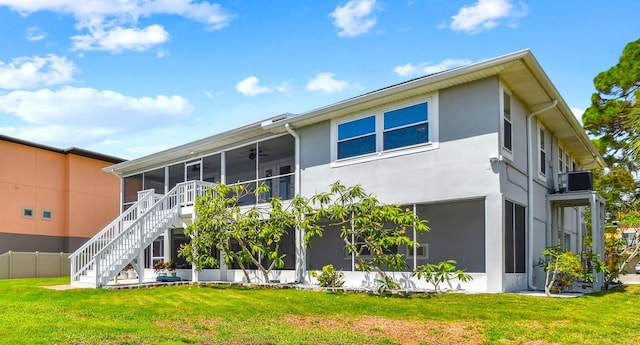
[0, 277, 639, 344]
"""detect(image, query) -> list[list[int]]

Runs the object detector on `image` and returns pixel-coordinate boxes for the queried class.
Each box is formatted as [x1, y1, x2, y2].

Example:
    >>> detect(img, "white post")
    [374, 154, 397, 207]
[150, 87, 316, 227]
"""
[191, 214, 199, 283]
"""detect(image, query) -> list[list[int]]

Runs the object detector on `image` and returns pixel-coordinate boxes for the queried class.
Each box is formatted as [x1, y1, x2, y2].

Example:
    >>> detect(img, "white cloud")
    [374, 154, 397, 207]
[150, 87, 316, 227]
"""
[0, 86, 192, 146]
[449, 0, 527, 34]
[71, 24, 169, 52]
[0, 55, 76, 90]
[306, 73, 349, 93]
[26, 26, 47, 41]
[570, 107, 585, 124]
[330, 0, 377, 37]
[0, 0, 234, 52]
[274, 81, 294, 94]
[236, 76, 273, 96]
[393, 58, 472, 77]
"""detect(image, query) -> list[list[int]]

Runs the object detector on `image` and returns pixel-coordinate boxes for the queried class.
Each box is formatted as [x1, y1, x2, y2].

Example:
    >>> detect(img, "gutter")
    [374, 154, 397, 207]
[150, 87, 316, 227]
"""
[526, 99, 557, 290]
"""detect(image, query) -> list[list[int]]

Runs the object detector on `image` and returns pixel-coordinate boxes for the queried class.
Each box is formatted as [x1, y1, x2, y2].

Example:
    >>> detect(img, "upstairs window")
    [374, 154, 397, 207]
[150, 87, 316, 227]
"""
[337, 116, 376, 159]
[539, 127, 546, 176]
[383, 103, 429, 150]
[335, 99, 434, 161]
[558, 147, 565, 173]
[502, 91, 512, 151]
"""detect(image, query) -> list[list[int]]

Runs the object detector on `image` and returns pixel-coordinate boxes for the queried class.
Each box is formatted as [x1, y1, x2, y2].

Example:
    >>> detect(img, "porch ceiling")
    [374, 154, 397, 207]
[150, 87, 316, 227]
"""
[548, 191, 605, 207]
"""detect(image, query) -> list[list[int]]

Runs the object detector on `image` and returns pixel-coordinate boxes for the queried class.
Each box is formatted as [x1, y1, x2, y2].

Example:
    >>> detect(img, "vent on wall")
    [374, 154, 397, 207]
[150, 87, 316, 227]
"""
[558, 171, 593, 193]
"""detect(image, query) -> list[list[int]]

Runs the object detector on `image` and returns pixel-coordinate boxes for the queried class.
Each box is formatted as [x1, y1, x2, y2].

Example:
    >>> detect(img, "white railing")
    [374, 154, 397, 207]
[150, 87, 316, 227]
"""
[88, 180, 214, 287]
[69, 189, 158, 283]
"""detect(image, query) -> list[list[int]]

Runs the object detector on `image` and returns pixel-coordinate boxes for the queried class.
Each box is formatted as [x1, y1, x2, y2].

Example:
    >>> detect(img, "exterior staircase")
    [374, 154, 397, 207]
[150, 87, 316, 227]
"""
[70, 180, 214, 288]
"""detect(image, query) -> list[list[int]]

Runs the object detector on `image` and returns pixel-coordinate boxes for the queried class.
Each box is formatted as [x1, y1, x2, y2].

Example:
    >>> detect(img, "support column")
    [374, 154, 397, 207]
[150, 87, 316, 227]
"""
[164, 229, 171, 263]
[295, 223, 305, 283]
[219, 249, 228, 282]
[591, 195, 604, 291]
[191, 213, 199, 283]
[485, 194, 504, 293]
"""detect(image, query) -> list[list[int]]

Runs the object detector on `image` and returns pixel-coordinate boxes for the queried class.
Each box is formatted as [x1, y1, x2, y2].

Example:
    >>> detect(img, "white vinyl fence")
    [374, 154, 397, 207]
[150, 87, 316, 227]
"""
[0, 251, 70, 279]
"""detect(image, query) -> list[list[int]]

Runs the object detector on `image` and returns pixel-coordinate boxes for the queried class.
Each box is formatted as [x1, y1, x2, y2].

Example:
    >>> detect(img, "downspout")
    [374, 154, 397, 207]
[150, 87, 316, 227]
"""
[284, 123, 303, 282]
[284, 124, 301, 196]
[526, 99, 557, 290]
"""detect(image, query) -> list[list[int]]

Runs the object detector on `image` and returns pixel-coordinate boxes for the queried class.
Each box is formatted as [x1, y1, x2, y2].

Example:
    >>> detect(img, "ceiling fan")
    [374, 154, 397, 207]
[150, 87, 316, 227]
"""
[241, 148, 268, 160]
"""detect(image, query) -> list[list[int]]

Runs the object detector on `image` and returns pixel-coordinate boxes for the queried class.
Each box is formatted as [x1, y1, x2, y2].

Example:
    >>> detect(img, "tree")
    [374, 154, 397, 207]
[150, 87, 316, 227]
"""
[178, 183, 314, 283]
[583, 38, 640, 169]
[583, 38, 640, 280]
[308, 181, 429, 292]
[540, 247, 585, 296]
[181, 181, 432, 292]
[605, 210, 640, 285]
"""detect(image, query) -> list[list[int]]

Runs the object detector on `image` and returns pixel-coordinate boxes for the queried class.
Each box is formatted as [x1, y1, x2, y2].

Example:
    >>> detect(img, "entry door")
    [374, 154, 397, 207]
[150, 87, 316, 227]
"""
[185, 160, 202, 181]
[261, 163, 292, 200]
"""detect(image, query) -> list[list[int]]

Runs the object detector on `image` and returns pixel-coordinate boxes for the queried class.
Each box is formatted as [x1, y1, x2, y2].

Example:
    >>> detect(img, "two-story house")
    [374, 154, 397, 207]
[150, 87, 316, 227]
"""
[70, 49, 605, 292]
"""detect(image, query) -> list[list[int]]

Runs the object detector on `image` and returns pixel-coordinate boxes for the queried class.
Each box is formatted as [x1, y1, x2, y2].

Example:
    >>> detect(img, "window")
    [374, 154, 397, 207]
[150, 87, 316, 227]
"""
[565, 152, 570, 173]
[23, 208, 34, 218]
[383, 103, 429, 150]
[337, 115, 376, 159]
[539, 127, 546, 176]
[563, 233, 571, 251]
[558, 147, 565, 173]
[42, 210, 52, 220]
[502, 90, 512, 151]
[346, 237, 399, 258]
[407, 243, 429, 259]
[335, 99, 434, 161]
[505, 200, 525, 273]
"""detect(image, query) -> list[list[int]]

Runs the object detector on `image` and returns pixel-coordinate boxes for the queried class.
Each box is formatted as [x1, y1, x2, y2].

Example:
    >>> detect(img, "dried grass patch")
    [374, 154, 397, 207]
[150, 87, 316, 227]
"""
[285, 315, 485, 345]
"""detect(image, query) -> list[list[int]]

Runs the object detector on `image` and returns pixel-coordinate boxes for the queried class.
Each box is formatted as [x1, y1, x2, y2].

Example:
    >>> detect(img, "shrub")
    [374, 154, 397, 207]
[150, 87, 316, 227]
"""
[311, 264, 345, 288]
[413, 260, 473, 293]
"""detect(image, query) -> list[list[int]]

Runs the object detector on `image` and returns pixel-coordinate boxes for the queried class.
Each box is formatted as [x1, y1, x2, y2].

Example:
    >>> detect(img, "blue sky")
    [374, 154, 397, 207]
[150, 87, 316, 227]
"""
[0, 0, 638, 160]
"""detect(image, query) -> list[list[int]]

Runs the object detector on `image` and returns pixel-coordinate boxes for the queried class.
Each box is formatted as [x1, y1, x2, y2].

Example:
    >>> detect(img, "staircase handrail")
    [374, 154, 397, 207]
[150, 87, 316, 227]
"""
[92, 180, 214, 286]
[70, 189, 158, 281]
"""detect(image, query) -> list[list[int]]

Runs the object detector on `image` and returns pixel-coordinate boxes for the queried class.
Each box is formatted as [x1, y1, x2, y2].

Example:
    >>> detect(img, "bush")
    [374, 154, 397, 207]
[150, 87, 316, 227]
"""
[413, 260, 473, 293]
[311, 264, 345, 288]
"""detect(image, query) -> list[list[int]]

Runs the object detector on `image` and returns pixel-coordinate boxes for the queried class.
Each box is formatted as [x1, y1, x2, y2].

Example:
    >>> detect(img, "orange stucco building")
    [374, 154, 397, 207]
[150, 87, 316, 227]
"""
[0, 135, 124, 254]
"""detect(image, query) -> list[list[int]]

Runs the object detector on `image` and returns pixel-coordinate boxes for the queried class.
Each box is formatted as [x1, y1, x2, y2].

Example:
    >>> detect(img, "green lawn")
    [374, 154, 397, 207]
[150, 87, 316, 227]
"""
[0, 277, 638, 344]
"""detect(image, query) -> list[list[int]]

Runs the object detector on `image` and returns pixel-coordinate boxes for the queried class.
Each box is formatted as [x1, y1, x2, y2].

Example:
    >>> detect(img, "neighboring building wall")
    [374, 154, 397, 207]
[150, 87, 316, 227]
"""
[0, 138, 122, 254]
[66, 153, 122, 249]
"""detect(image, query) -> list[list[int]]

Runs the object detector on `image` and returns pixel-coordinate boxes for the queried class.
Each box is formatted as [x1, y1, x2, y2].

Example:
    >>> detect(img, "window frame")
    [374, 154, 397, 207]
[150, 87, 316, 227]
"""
[406, 243, 429, 259]
[505, 200, 526, 274]
[501, 88, 513, 157]
[538, 124, 547, 179]
[336, 115, 377, 160]
[558, 146, 565, 174]
[23, 207, 34, 219]
[41, 209, 53, 220]
[331, 94, 439, 166]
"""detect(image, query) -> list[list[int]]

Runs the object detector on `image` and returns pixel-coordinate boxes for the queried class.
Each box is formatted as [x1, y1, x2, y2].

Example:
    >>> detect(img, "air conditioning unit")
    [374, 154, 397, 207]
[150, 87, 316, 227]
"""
[558, 171, 593, 193]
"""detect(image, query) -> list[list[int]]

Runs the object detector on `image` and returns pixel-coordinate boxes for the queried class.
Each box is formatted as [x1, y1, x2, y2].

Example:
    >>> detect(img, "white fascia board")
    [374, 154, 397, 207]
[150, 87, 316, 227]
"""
[521, 53, 604, 169]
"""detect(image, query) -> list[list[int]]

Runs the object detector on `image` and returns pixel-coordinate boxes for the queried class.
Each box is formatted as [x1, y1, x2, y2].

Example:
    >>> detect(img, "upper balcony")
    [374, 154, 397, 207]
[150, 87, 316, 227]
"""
[121, 135, 295, 210]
